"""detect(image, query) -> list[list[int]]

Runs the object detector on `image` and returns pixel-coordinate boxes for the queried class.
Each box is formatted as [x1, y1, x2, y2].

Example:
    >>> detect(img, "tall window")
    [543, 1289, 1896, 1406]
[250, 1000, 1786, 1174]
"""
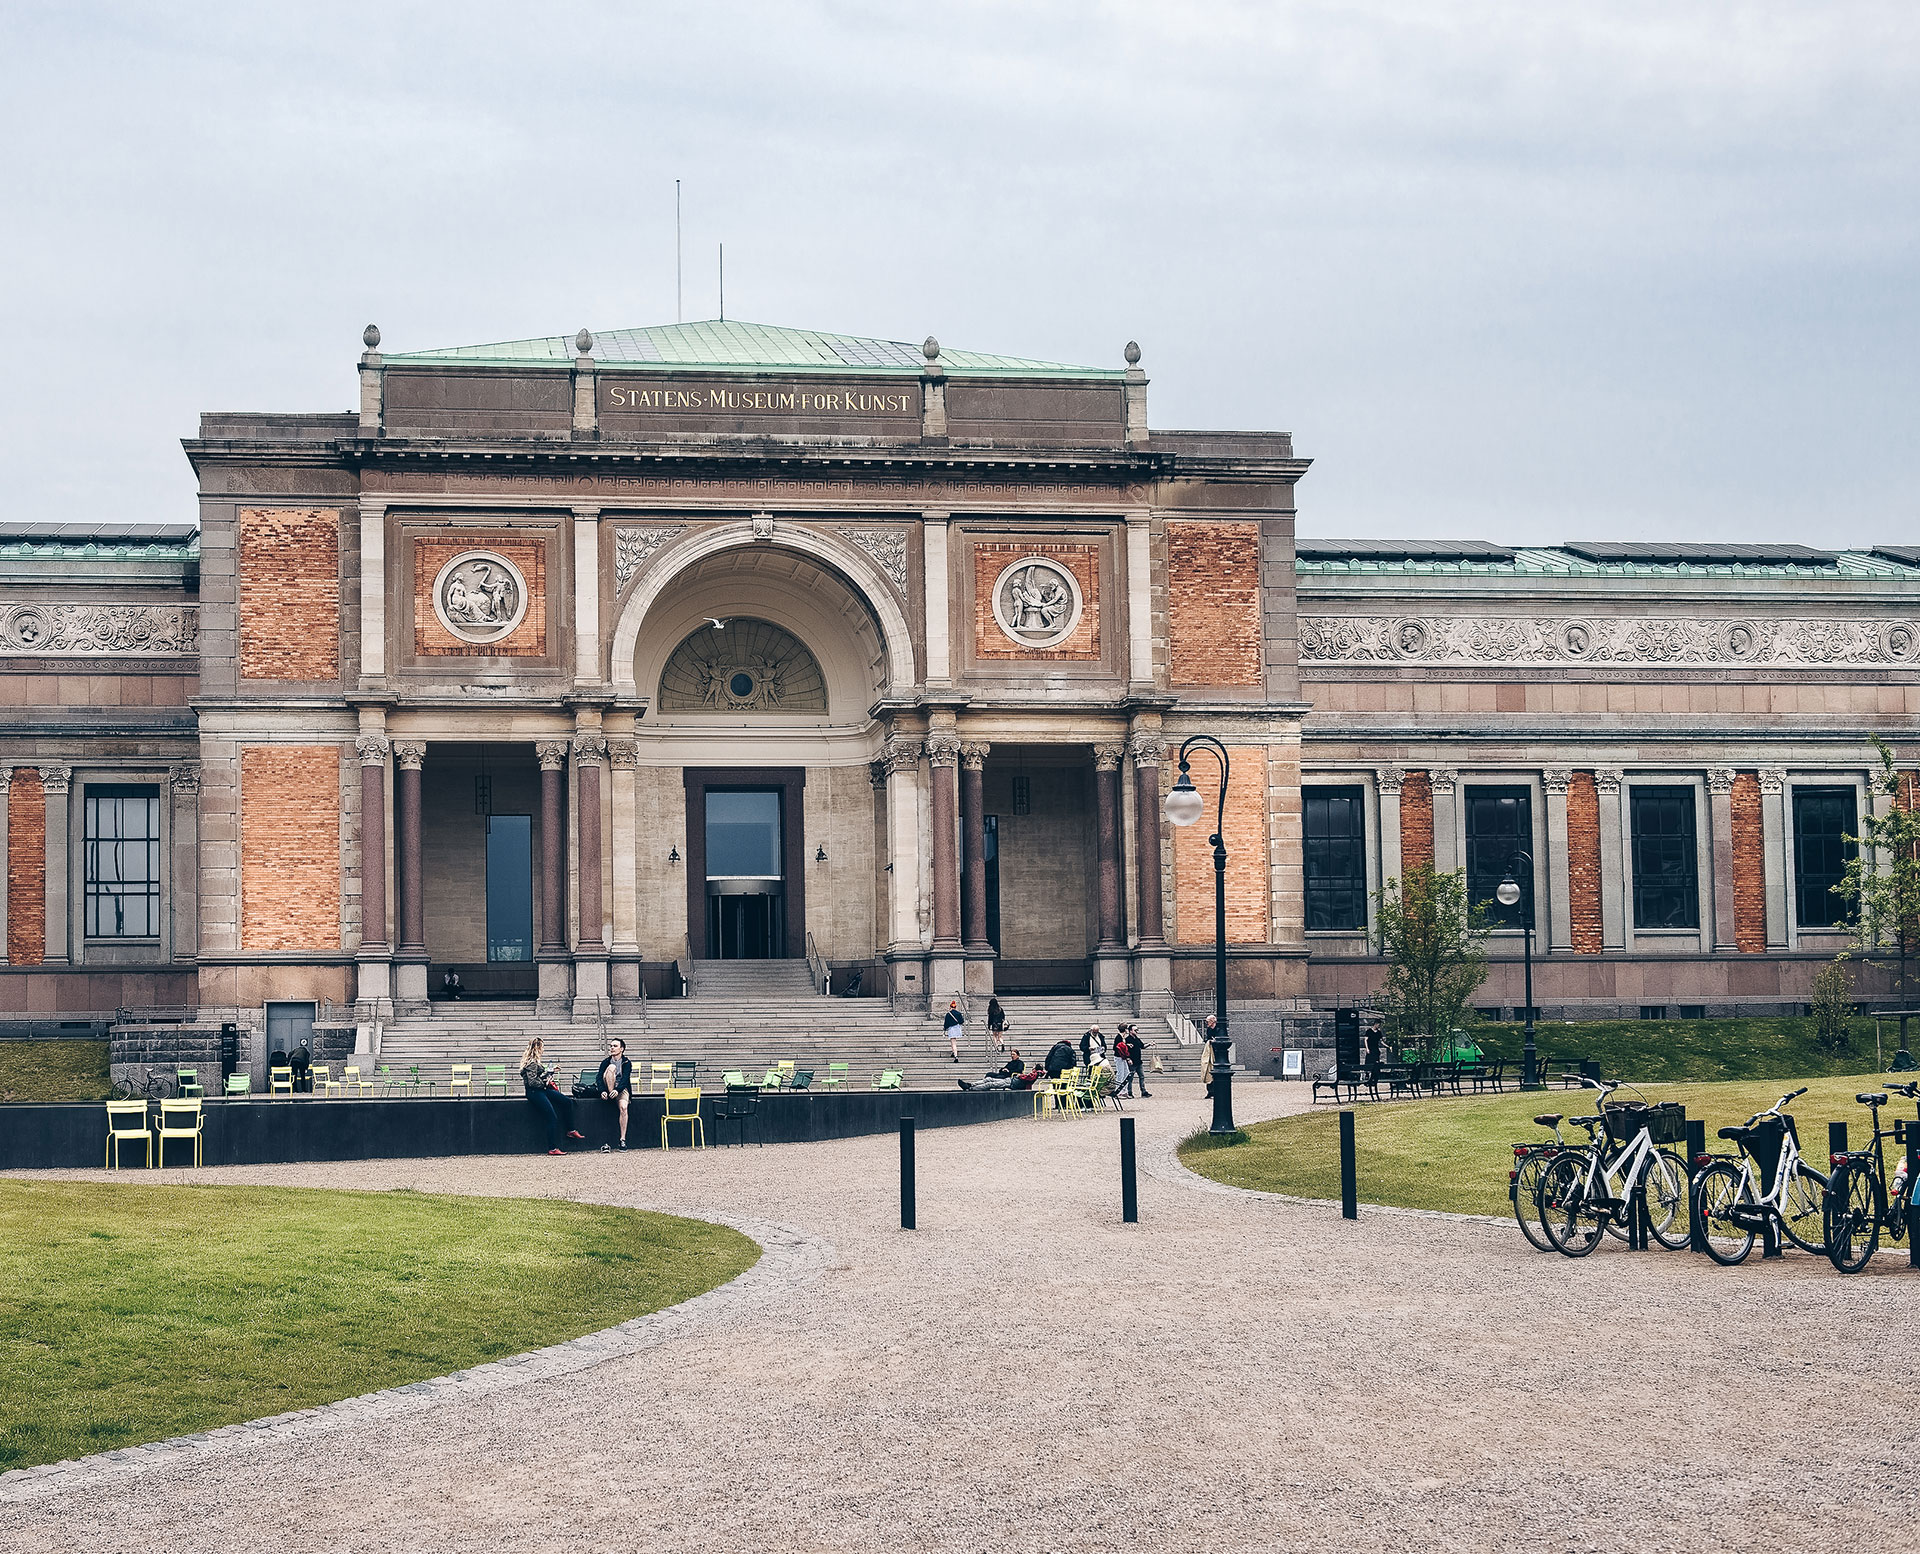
[84, 784, 161, 938]
[1793, 786, 1857, 928]
[1630, 786, 1699, 929]
[1464, 785, 1533, 929]
[485, 814, 533, 962]
[1302, 785, 1367, 931]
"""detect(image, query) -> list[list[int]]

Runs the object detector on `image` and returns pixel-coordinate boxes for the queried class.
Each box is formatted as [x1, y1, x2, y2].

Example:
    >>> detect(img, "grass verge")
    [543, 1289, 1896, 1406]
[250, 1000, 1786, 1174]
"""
[1469, 1016, 1900, 1084]
[1179, 1073, 1920, 1218]
[0, 1182, 758, 1471]
[0, 1040, 110, 1103]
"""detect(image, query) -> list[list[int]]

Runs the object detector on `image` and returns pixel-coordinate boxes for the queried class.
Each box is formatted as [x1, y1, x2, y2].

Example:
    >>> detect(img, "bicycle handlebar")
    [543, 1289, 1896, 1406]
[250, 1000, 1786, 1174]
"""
[1742, 1088, 1808, 1126]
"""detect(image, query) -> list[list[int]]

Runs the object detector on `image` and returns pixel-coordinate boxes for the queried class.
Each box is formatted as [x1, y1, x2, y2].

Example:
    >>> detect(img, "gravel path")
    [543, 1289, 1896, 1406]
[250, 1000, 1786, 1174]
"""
[5, 1085, 1916, 1552]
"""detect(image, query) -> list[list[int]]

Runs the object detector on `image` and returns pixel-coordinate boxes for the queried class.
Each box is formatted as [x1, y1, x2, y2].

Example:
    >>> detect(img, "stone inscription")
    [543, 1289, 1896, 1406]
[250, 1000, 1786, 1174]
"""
[1300, 614, 1920, 668]
[604, 383, 914, 415]
[1, 603, 198, 656]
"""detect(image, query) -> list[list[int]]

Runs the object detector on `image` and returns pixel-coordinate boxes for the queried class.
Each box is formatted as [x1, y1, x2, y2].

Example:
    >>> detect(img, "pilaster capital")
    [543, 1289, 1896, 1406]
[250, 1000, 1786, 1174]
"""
[0, 769, 11, 796]
[571, 732, 608, 765]
[881, 737, 924, 777]
[535, 740, 570, 772]
[1543, 768, 1573, 797]
[169, 764, 201, 794]
[869, 759, 890, 790]
[355, 735, 391, 767]
[959, 740, 991, 771]
[571, 505, 602, 520]
[1428, 767, 1457, 796]
[924, 733, 962, 769]
[37, 765, 70, 795]
[1375, 765, 1406, 796]
[391, 742, 426, 771]
[1126, 731, 1166, 765]
[1594, 767, 1623, 796]
[606, 738, 640, 771]
[1706, 766, 1736, 796]
[1758, 766, 1786, 795]
[1092, 741, 1125, 773]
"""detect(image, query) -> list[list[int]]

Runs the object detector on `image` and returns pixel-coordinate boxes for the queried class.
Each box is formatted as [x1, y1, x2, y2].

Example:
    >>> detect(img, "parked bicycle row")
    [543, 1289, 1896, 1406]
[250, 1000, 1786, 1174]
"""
[1509, 1075, 1920, 1273]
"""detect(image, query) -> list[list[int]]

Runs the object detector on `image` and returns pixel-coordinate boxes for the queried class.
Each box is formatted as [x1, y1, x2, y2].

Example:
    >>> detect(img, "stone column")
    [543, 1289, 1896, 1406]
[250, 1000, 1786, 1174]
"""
[169, 765, 200, 965]
[40, 766, 69, 966]
[1544, 769, 1574, 953]
[959, 741, 993, 994]
[353, 737, 391, 1005]
[1429, 768, 1458, 875]
[1707, 766, 1738, 951]
[1376, 767, 1405, 891]
[571, 730, 609, 1018]
[1092, 741, 1130, 1004]
[608, 734, 641, 1004]
[1596, 769, 1626, 950]
[879, 736, 926, 1006]
[1758, 767, 1789, 950]
[391, 742, 427, 1005]
[925, 731, 964, 1000]
[1129, 727, 1172, 1010]
[536, 740, 571, 1011]
[0, 771, 10, 964]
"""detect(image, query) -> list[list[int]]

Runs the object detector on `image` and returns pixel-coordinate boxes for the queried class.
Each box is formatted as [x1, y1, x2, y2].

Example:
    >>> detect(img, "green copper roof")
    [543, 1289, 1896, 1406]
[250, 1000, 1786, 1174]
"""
[385, 319, 1124, 378]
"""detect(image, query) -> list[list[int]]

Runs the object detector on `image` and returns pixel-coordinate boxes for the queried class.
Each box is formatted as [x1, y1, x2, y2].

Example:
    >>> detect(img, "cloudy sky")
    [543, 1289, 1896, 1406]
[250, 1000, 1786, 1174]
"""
[2, 1, 1915, 543]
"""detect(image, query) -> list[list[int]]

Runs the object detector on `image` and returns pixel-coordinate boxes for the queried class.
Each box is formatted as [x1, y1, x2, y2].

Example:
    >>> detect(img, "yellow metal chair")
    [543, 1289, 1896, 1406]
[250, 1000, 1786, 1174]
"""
[311, 1064, 335, 1098]
[269, 1066, 293, 1096]
[175, 1068, 204, 1099]
[153, 1098, 205, 1168]
[661, 1087, 704, 1149]
[777, 1060, 796, 1080]
[104, 1101, 153, 1168]
[338, 1064, 366, 1097]
[449, 1063, 472, 1098]
[650, 1062, 675, 1093]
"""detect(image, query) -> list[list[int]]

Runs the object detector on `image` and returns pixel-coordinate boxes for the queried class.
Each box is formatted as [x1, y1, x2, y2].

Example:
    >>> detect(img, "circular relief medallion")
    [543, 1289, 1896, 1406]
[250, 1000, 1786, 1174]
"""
[991, 557, 1083, 649]
[1559, 619, 1596, 659]
[1718, 619, 1763, 663]
[1882, 620, 1919, 663]
[1387, 617, 1430, 659]
[432, 551, 528, 645]
[3, 605, 49, 651]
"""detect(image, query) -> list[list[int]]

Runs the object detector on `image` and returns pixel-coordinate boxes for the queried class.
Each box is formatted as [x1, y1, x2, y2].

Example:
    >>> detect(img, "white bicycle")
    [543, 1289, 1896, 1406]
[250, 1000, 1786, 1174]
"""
[1693, 1088, 1828, 1264]
[1534, 1077, 1692, 1256]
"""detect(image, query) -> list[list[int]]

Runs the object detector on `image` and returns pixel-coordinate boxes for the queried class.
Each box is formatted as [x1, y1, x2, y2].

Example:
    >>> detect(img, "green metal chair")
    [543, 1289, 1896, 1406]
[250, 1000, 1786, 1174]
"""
[871, 1069, 903, 1090]
[224, 1072, 251, 1097]
[482, 1063, 509, 1097]
[822, 1062, 849, 1089]
[175, 1068, 204, 1099]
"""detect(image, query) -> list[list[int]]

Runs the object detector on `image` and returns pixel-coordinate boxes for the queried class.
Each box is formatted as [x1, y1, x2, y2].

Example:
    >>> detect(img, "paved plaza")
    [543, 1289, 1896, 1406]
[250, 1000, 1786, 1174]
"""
[5, 1089, 1917, 1552]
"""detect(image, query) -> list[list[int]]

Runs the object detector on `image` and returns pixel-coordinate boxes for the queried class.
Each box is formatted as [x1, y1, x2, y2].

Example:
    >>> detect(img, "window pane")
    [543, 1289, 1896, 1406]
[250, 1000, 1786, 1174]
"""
[1464, 786, 1532, 929]
[1302, 785, 1367, 931]
[1793, 786, 1857, 928]
[1630, 786, 1699, 929]
[486, 815, 533, 962]
[706, 790, 782, 877]
[84, 784, 161, 939]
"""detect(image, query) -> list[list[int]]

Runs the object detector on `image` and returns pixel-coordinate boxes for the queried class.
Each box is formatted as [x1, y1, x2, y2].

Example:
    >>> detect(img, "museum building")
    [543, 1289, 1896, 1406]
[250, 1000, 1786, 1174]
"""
[2, 318, 1918, 1041]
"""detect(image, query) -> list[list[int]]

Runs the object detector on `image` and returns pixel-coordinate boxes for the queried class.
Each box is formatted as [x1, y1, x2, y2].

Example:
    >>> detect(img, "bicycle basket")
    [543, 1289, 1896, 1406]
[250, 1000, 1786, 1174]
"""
[1603, 1102, 1650, 1143]
[1645, 1102, 1686, 1145]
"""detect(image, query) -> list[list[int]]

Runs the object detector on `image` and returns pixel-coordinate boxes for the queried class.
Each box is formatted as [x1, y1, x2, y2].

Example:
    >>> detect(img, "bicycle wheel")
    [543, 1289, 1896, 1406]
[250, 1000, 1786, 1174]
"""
[1824, 1164, 1882, 1274]
[1538, 1153, 1606, 1257]
[1643, 1149, 1692, 1251]
[1512, 1151, 1561, 1253]
[1779, 1162, 1829, 1255]
[1695, 1161, 1755, 1266]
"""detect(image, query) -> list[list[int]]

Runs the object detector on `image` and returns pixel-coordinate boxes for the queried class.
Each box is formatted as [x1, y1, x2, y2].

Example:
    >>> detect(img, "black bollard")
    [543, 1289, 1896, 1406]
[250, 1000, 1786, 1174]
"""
[1120, 1116, 1138, 1224]
[1830, 1119, 1848, 1161]
[1686, 1118, 1708, 1253]
[900, 1116, 916, 1231]
[1339, 1108, 1357, 1221]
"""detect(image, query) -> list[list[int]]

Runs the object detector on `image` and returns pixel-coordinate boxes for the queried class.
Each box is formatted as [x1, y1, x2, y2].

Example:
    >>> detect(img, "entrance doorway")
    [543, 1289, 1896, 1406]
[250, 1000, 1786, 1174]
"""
[704, 790, 785, 959]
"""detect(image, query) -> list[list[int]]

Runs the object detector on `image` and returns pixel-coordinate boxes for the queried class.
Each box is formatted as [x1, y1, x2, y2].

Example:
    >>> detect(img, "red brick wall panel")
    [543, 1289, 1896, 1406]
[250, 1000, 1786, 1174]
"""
[413, 536, 549, 657]
[1171, 744, 1269, 945]
[970, 541, 1100, 662]
[239, 507, 341, 681]
[1567, 772, 1603, 954]
[1166, 521, 1262, 688]
[1731, 772, 1765, 953]
[1400, 771, 1434, 874]
[241, 747, 342, 951]
[7, 770, 45, 965]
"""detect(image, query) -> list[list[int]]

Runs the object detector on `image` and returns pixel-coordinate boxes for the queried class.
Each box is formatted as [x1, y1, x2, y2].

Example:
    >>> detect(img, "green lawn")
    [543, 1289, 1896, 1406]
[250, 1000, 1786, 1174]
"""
[0, 1182, 758, 1470]
[0, 1040, 110, 1103]
[1181, 1073, 1919, 1217]
[1466, 1016, 1905, 1084]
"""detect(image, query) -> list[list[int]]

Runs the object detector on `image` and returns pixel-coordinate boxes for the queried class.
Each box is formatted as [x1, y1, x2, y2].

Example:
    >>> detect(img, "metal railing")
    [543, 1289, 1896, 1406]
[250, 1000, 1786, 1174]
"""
[805, 931, 829, 995]
[1169, 1010, 1202, 1046]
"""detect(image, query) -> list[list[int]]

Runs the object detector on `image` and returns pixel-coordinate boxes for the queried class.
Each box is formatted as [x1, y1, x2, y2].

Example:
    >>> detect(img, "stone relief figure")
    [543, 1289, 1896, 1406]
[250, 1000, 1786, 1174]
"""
[992, 557, 1082, 648]
[432, 551, 528, 643]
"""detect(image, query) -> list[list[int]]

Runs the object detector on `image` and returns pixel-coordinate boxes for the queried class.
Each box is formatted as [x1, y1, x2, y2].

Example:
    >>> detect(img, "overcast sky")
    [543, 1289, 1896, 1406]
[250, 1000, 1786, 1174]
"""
[3, 1, 1915, 544]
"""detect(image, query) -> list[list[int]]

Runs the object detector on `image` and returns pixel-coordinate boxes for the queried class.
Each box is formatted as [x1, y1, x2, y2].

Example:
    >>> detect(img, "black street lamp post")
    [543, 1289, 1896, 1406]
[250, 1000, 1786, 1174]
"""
[1496, 850, 1538, 1089]
[1165, 735, 1235, 1134]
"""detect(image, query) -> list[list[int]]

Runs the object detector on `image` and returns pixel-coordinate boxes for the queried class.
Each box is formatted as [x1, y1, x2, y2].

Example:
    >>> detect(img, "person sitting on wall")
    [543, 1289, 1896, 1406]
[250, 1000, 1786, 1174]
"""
[597, 1037, 633, 1151]
[520, 1037, 585, 1156]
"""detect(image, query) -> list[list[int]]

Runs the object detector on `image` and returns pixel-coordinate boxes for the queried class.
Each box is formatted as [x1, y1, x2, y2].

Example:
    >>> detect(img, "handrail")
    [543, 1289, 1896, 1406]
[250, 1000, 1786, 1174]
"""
[805, 931, 828, 995]
[1169, 1011, 1202, 1046]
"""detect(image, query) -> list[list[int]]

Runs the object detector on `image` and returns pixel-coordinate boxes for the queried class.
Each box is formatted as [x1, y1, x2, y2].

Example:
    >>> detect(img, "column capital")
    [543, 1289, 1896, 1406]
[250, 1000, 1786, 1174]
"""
[1707, 766, 1736, 795]
[869, 758, 890, 790]
[1092, 741, 1125, 773]
[959, 740, 991, 771]
[1127, 731, 1166, 764]
[392, 742, 427, 772]
[925, 733, 962, 769]
[355, 735, 391, 766]
[607, 738, 639, 770]
[571, 732, 608, 764]
[882, 737, 924, 776]
[536, 740, 570, 772]
[571, 504, 602, 519]
[37, 765, 70, 796]
[0, 769, 10, 796]
[1376, 765, 1406, 795]
[1594, 767, 1623, 795]
[1427, 767, 1457, 796]
[1544, 768, 1573, 797]
[1758, 766, 1786, 795]
[169, 764, 202, 794]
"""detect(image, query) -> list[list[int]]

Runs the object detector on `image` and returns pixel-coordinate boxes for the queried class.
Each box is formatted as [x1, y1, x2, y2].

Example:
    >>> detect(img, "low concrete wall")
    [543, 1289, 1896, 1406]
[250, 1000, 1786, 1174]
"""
[0, 1087, 1036, 1171]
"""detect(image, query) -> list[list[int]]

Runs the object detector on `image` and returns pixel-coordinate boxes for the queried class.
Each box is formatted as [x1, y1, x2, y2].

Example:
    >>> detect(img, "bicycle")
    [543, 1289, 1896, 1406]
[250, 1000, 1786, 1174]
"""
[1534, 1077, 1692, 1257]
[1822, 1081, 1920, 1273]
[1693, 1088, 1829, 1265]
[1510, 1113, 1575, 1253]
[110, 1068, 171, 1103]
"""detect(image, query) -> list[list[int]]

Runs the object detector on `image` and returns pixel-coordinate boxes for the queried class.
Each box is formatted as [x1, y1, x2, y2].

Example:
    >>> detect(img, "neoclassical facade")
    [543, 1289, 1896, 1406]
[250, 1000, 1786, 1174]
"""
[1, 322, 1916, 1030]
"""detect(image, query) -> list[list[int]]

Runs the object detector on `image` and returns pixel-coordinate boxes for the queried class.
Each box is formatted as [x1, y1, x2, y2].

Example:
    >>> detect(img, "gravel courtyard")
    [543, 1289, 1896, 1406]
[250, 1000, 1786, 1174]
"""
[4, 1084, 1916, 1553]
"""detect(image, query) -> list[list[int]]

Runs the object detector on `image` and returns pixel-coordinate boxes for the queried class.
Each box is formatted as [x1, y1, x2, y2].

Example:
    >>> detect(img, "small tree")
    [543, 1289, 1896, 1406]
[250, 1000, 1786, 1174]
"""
[1374, 863, 1490, 1059]
[1838, 737, 1920, 1050]
[1810, 954, 1853, 1053]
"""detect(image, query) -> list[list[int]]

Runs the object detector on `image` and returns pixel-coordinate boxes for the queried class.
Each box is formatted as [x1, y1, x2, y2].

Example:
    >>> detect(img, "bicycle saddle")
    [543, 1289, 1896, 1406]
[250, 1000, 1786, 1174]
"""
[1858, 1093, 1888, 1106]
[1533, 1113, 1563, 1127]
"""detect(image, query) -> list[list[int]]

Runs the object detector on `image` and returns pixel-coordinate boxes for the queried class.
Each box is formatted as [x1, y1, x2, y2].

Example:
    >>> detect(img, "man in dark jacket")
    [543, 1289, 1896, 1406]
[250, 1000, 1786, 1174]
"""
[1128, 1023, 1153, 1097]
[1045, 1039, 1077, 1079]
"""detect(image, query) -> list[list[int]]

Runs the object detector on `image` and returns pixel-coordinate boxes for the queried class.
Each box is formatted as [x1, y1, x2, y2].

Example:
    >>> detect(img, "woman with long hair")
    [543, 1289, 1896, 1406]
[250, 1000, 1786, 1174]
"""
[520, 1037, 584, 1156]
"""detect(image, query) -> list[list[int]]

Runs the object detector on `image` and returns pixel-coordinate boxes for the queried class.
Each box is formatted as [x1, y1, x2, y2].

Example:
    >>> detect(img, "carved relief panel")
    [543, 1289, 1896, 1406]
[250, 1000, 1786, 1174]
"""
[408, 529, 552, 659]
[963, 531, 1112, 670]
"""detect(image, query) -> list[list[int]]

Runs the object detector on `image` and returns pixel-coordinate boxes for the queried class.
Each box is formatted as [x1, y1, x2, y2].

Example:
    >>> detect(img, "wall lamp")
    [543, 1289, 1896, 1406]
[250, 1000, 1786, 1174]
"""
[668, 846, 680, 864]
[815, 845, 828, 862]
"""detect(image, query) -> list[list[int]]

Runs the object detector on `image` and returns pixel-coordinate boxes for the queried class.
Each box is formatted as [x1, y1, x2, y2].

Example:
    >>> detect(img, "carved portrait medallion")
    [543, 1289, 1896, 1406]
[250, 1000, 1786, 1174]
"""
[431, 550, 528, 645]
[990, 556, 1083, 650]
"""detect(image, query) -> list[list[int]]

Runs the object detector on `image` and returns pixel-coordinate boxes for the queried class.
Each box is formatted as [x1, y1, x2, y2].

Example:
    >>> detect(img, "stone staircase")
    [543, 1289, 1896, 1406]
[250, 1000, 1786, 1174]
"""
[375, 959, 1204, 1089]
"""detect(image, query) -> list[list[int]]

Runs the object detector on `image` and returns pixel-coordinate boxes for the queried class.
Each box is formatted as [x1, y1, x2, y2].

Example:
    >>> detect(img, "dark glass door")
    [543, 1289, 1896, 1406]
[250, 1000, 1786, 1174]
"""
[707, 889, 784, 958]
[705, 790, 784, 958]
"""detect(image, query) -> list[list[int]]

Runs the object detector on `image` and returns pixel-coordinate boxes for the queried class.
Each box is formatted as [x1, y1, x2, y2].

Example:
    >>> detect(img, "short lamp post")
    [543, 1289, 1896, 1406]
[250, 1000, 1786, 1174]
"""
[1165, 735, 1235, 1135]
[1495, 851, 1539, 1089]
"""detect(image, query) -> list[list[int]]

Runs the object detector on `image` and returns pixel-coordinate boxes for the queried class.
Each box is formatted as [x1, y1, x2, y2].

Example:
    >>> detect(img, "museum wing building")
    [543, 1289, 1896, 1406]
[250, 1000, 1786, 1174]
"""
[3, 320, 1917, 1042]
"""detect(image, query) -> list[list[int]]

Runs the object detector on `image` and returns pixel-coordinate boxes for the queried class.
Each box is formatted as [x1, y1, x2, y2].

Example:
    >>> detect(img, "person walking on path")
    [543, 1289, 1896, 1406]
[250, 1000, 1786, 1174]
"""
[987, 996, 1007, 1052]
[597, 1036, 633, 1150]
[944, 1000, 965, 1062]
[1112, 1034, 1133, 1097]
[520, 1037, 584, 1155]
[1129, 1022, 1153, 1097]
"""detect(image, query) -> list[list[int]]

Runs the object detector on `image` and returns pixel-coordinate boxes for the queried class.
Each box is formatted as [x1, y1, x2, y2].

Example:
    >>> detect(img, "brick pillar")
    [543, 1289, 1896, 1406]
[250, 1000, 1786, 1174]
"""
[1731, 771, 1766, 953]
[1400, 771, 1434, 873]
[5, 769, 43, 966]
[393, 744, 425, 956]
[1566, 772, 1603, 953]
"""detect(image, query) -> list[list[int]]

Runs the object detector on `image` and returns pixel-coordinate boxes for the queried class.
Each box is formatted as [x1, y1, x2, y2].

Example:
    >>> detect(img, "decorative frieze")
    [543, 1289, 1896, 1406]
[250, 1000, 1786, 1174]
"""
[0, 603, 198, 656]
[1299, 613, 1920, 668]
[613, 526, 685, 590]
[837, 526, 909, 593]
